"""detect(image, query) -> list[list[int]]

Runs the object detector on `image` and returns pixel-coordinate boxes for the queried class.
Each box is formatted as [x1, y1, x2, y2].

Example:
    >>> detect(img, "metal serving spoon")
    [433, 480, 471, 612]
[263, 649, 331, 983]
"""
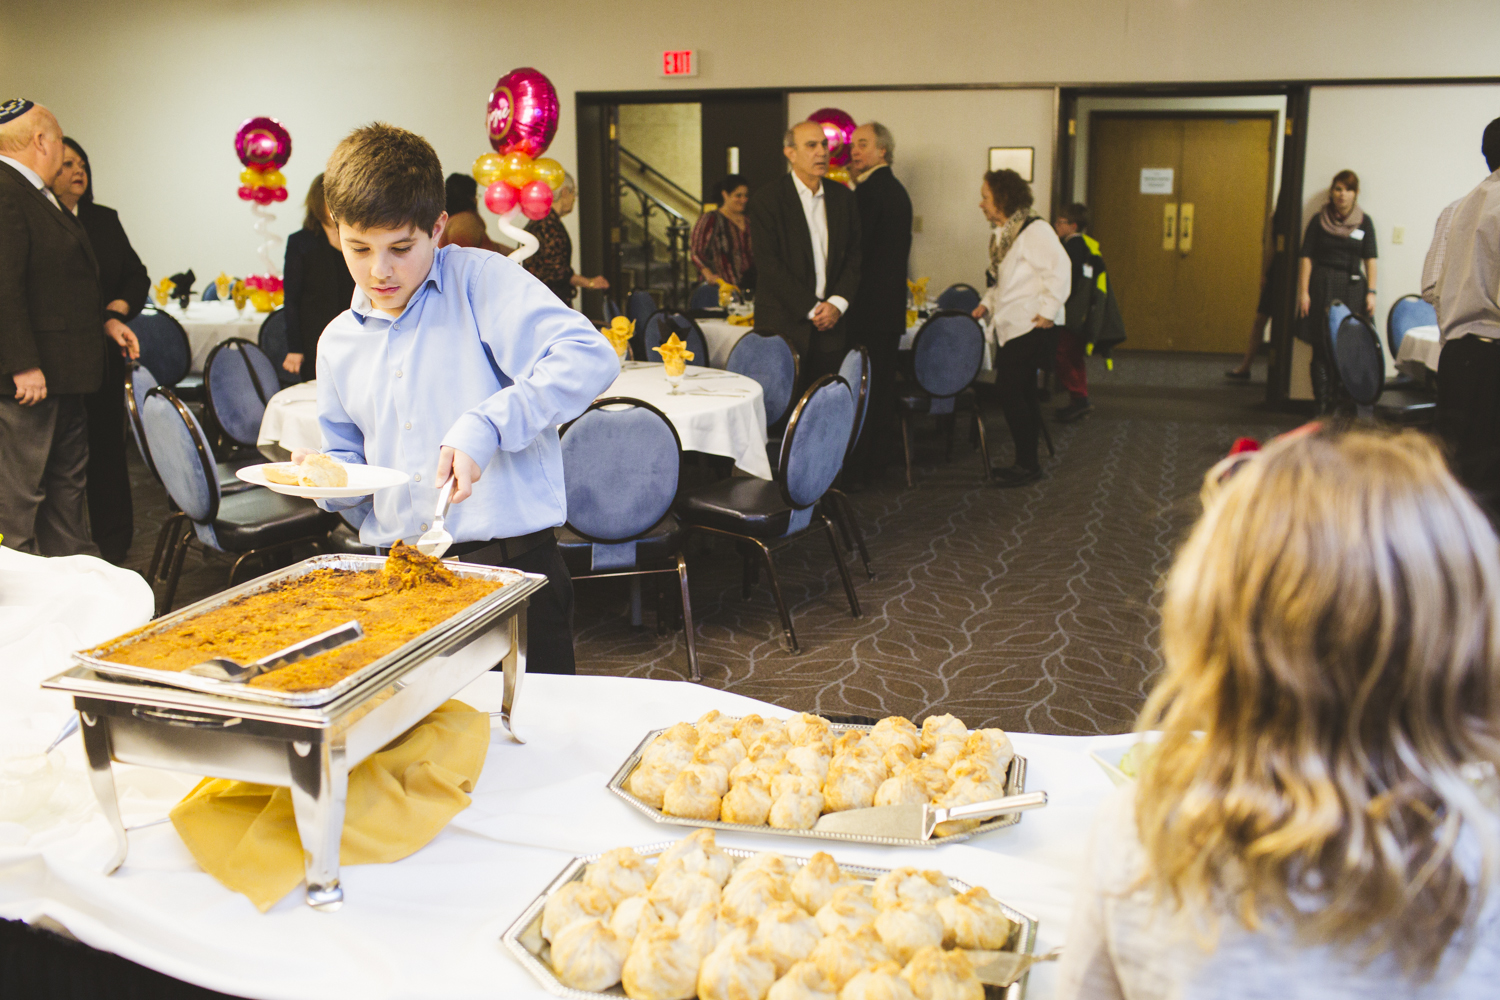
[416, 478, 456, 558]
[184, 620, 365, 683]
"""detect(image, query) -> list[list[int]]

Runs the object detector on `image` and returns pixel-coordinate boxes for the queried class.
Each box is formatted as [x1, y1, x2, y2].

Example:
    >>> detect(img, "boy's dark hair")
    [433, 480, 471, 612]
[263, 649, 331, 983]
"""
[983, 169, 1033, 216]
[1058, 202, 1090, 232]
[445, 172, 479, 217]
[324, 122, 444, 234]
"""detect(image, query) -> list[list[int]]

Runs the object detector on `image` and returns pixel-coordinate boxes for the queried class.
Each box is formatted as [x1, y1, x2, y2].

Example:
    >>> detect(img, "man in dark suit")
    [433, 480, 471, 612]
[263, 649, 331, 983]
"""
[0, 100, 122, 556]
[844, 122, 912, 484]
[748, 120, 861, 390]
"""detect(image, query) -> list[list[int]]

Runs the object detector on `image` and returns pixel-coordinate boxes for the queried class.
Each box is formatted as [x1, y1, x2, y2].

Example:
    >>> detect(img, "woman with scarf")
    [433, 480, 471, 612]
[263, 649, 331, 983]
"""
[972, 168, 1071, 487]
[1297, 169, 1379, 408]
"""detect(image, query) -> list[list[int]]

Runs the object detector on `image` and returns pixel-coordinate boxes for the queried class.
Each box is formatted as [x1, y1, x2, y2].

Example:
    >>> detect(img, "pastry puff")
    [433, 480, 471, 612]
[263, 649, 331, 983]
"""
[814, 883, 878, 936]
[753, 900, 824, 976]
[542, 881, 612, 942]
[871, 868, 954, 910]
[873, 901, 944, 964]
[656, 829, 735, 887]
[621, 925, 700, 1000]
[766, 959, 839, 1000]
[934, 887, 1017, 950]
[840, 961, 919, 1000]
[662, 767, 722, 820]
[898, 945, 983, 1000]
[549, 916, 630, 992]
[585, 846, 655, 903]
[697, 934, 779, 1000]
[808, 925, 891, 989]
[790, 851, 845, 914]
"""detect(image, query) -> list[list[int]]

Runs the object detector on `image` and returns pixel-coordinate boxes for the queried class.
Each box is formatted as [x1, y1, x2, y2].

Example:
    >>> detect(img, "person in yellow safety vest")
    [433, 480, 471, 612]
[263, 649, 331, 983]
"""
[1054, 203, 1126, 423]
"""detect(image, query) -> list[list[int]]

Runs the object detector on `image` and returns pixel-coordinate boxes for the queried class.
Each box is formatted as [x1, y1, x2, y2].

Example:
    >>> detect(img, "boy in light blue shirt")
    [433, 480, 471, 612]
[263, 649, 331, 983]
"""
[299, 123, 619, 673]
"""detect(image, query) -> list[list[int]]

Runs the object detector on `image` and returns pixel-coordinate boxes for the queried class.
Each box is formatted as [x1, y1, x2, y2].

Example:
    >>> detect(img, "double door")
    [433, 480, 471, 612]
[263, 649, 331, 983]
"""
[1088, 114, 1276, 353]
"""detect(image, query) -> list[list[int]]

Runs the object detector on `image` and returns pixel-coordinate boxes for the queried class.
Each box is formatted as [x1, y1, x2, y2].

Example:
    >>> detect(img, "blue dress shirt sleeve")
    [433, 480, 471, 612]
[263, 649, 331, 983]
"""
[315, 360, 369, 512]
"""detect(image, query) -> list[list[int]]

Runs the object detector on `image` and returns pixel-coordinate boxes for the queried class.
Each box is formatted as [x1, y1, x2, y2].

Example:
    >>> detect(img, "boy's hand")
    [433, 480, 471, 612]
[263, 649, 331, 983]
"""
[437, 446, 483, 503]
[290, 448, 313, 464]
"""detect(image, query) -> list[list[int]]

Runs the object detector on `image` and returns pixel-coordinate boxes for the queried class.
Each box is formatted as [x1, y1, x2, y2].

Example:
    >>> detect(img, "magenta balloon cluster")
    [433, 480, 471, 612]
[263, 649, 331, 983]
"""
[487, 67, 559, 158]
[234, 116, 291, 204]
[808, 108, 856, 167]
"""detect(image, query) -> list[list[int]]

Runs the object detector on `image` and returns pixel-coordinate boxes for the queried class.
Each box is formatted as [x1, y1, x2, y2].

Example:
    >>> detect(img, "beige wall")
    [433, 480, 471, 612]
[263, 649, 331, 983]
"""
[5, 0, 1500, 281]
[618, 102, 702, 212]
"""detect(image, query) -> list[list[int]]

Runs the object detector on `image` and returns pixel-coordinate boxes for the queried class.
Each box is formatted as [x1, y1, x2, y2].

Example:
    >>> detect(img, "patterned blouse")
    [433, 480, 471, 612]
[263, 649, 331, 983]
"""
[523, 210, 575, 304]
[689, 210, 754, 288]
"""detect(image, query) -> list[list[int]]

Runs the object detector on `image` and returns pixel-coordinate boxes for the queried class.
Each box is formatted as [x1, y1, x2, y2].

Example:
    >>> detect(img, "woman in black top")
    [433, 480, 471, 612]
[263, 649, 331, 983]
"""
[282, 174, 356, 380]
[1297, 169, 1378, 407]
[523, 172, 608, 305]
[49, 137, 147, 565]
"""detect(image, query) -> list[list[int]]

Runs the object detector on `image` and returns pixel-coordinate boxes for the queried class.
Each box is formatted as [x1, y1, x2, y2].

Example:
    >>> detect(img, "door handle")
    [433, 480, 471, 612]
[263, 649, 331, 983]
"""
[1162, 203, 1179, 251]
[1179, 203, 1194, 253]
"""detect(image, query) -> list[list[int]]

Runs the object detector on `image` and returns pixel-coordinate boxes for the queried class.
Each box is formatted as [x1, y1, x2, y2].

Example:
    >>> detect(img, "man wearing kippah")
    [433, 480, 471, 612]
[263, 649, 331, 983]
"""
[0, 100, 132, 555]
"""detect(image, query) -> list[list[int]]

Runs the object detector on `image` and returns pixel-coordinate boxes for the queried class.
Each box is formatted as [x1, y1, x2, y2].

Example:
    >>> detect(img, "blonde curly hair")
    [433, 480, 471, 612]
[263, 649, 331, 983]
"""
[1137, 426, 1500, 976]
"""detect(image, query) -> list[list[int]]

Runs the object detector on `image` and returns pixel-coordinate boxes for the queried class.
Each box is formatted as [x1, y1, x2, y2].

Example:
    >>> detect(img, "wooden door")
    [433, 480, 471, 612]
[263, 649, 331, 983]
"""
[1088, 114, 1275, 353]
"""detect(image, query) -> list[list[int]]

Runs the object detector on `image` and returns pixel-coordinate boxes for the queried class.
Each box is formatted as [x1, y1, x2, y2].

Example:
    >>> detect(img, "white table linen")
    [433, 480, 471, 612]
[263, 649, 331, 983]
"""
[159, 301, 270, 374]
[257, 381, 321, 454]
[605, 363, 771, 479]
[699, 317, 926, 366]
[1396, 323, 1441, 373]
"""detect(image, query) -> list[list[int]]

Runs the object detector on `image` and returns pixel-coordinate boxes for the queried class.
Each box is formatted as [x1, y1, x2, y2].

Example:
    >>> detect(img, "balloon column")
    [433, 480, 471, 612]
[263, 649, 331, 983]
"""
[233, 116, 291, 295]
[808, 107, 856, 187]
[472, 67, 565, 263]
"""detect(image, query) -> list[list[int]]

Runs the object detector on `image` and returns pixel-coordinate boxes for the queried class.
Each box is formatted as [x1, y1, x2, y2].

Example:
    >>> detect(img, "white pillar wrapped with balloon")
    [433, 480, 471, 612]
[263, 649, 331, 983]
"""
[472, 67, 565, 264]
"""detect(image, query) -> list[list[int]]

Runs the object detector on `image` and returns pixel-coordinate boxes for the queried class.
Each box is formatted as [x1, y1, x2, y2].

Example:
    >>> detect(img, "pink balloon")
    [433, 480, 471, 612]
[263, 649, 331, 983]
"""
[484, 180, 520, 215]
[234, 116, 292, 169]
[808, 107, 856, 167]
[252, 186, 274, 205]
[237, 185, 255, 201]
[270, 186, 288, 202]
[487, 67, 559, 158]
[518, 180, 554, 221]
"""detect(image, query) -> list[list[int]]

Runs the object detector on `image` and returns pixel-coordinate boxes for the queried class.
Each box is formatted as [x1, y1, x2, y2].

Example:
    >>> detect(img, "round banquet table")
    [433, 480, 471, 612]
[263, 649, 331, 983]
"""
[605, 362, 771, 479]
[158, 300, 270, 374]
[698, 316, 927, 369]
[1395, 322, 1441, 375]
[257, 380, 321, 459]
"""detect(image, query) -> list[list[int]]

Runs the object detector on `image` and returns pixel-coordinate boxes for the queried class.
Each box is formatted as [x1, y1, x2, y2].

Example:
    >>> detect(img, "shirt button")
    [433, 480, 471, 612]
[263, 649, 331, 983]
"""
[421, 523, 429, 531]
[395, 370, 403, 378]
[404, 422, 412, 430]
[414, 473, 422, 482]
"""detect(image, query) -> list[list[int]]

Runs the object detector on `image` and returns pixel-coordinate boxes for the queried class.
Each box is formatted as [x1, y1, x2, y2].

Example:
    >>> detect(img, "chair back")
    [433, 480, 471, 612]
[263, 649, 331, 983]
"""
[560, 397, 682, 548]
[726, 332, 798, 427]
[129, 309, 193, 387]
[1325, 300, 1352, 349]
[257, 308, 298, 386]
[603, 297, 622, 323]
[202, 283, 219, 302]
[205, 338, 281, 447]
[838, 346, 871, 456]
[141, 385, 220, 527]
[1387, 294, 1436, 358]
[936, 283, 980, 313]
[1331, 313, 1386, 407]
[688, 282, 720, 309]
[912, 312, 984, 399]
[123, 363, 160, 479]
[642, 311, 710, 367]
[778, 375, 855, 510]
[627, 289, 657, 324]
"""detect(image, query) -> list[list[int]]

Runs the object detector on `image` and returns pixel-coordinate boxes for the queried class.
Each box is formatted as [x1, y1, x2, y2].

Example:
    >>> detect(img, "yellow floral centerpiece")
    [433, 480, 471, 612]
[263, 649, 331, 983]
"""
[653, 333, 694, 394]
[601, 316, 634, 360]
[215, 272, 232, 300]
[717, 280, 740, 307]
[230, 278, 249, 311]
[153, 277, 175, 308]
[907, 277, 930, 328]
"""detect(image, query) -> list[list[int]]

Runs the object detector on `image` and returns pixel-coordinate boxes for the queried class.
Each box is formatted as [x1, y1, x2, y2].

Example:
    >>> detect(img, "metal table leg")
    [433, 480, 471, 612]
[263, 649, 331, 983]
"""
[79, 712, 129, 875]
[497, 606, 527, 745]
[287, 737, 348, 911]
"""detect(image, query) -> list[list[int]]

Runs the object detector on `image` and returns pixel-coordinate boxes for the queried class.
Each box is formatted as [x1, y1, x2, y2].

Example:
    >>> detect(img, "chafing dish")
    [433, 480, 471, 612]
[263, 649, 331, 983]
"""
[502, 842, 1039, 1000]
[42, 554, 545, 911]
[607, 722, 1030, 849]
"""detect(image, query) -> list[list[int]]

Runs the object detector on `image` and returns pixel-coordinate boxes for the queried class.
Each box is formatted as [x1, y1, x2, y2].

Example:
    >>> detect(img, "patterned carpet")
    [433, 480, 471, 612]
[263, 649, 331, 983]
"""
[122, 351, 1300, 737]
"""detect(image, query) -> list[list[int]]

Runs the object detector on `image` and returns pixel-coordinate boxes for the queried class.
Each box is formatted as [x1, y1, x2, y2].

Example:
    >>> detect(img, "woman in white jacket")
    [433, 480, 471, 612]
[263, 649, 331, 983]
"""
[972, 169, 1071, 487]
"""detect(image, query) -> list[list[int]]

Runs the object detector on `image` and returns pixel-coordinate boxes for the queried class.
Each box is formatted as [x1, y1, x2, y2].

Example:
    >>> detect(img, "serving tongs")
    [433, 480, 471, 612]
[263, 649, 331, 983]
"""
[969, 947, 1062, 987]
[810, 790, 1048, 840]
[416, 478, 456, 559]
[183, 619, 365, 683]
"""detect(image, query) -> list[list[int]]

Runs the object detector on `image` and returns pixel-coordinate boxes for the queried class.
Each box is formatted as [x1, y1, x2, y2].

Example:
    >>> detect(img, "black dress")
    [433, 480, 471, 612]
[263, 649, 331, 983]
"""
[282, 228, 356, 381]
[77, 201, 150, 565]
[1299, 213, 1378, 343]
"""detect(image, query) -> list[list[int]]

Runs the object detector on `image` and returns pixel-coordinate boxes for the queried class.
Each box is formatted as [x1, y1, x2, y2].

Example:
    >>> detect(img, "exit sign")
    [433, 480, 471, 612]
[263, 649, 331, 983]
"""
[661, 50, 697, 77]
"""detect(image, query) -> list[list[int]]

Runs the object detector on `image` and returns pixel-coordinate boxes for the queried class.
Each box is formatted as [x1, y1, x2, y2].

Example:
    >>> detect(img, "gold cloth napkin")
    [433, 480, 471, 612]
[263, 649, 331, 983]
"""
[726, 313, 755, 327]
[169, 699, 489, 912]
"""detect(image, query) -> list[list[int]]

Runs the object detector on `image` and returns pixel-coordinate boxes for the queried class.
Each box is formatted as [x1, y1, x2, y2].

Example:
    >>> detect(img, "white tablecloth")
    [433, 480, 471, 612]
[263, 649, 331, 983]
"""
[606, 363, 771, 479]
[700, 317, 925, 367]
[159, 301, 271, 374]
[257, 381, 321, 454]
[1396, 323, 1441, 373]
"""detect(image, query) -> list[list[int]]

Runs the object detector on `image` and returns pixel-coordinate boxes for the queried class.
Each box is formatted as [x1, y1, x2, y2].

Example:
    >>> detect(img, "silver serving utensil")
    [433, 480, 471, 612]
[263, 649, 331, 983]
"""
[44, 714, 79, 754]
[184, 620, 364, 683]
[811, 790, 1048, 840]
[968, 947, 1062, 987]
[416, 477, 456, 558]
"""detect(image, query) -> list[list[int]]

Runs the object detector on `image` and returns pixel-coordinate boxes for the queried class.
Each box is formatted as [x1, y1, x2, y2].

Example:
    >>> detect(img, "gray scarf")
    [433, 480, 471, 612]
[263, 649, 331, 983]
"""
[988, 208, 1042, 284]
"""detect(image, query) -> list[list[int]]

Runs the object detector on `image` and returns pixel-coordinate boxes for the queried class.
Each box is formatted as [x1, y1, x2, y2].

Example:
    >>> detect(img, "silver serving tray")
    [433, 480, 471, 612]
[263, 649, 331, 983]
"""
[607, 722, 1030, 848]
[74, 554, 530, 707]
[501, 842, 1038, 1000]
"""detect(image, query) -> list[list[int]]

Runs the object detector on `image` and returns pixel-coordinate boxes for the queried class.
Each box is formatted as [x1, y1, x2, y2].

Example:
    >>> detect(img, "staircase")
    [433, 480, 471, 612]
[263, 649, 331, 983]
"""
[614, 147, 700, 309]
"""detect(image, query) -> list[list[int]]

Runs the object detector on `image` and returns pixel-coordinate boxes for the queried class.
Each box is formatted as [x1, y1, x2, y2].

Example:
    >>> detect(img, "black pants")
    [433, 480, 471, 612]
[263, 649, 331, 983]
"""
[993, 328, 1047, 471]
[850, 326, 900, 479]
[1438, 335, 1500, 518]
[459, 535, 576, 675]
[0, 394, 98, 557]
[84, 348, 133, 564]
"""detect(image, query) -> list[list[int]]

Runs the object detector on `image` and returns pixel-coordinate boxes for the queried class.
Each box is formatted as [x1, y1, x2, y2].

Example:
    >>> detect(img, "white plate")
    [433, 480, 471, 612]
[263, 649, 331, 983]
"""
[235, 462, 410, 498]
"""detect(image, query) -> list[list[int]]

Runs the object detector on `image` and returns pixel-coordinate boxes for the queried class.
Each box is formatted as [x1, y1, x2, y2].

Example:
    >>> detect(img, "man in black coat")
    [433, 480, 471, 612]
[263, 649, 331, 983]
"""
[844, 122, 913, 484]
[748, 120, 861, 390]
[0, 100, 122, 556]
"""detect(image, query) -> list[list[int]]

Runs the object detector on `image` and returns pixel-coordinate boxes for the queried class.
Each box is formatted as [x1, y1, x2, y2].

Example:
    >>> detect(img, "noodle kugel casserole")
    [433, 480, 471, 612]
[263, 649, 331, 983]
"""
[93, 543, 505, 693]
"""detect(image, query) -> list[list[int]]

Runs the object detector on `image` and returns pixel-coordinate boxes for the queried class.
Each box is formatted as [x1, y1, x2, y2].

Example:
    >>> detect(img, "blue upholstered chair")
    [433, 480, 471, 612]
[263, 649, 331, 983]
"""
[139, 385, 340, 614]
[677, 375, 861, 653]
[726, 332, 798, 430]
[204, 338, 281, 448]
[642, 311, 709, 367]
[936, 283, 981, 313]
[127, 362, 257, 493]
[627, 289, 657, 324]
[822, 347, 873, 578]
[1326, 309, 1435, 426]
[201, 283, 219, 302]
[557, 397, 698, 680]
[603, 297, 623, 323]
[688, 282, 721, 310]
[129, 309, 203, 401]
[256, 308, 299, 387]
[1387, 294, 1435, 360]
[896, 312, 992, 486]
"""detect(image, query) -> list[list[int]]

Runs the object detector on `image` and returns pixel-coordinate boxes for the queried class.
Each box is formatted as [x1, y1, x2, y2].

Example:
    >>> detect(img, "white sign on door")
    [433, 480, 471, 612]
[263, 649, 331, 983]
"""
[1140, 168, 1174, 195]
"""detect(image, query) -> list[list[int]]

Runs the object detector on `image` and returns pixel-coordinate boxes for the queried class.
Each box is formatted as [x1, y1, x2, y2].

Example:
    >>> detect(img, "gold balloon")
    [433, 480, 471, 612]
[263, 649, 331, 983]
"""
[263, 169, 286, 188]
[530, 157, 566, 191]
[498, 151, 535, 189]
[472, 152, 504, 186]
[239, 168, 259, 186]
[826, 166, 852, 187]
